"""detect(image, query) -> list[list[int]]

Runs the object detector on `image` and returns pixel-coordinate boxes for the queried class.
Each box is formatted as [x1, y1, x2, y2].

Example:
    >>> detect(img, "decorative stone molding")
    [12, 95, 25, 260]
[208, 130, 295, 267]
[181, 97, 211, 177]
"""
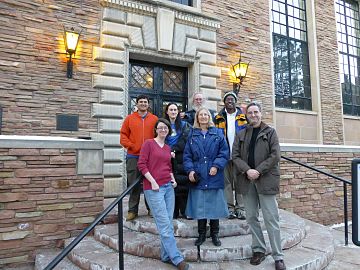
[94, 1, 222, 195]
[100, 0, 220, 30]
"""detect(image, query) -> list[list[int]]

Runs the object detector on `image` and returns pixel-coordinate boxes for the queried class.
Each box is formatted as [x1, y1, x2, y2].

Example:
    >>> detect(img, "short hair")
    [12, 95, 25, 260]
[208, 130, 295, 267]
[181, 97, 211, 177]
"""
[154, 118, 171, 137]
[246, 102, 262, 112]
[193, 107, 215, 129]
[136, 94, 149, 103]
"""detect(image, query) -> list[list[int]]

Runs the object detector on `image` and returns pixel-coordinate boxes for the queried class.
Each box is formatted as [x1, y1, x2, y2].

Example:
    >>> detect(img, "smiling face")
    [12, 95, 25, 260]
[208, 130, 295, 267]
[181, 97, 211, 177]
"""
[155, 121, 170, 139]
[246, 104, 262, 128]
[197, 108, 210, 126]
[136, 98, 149, 113]
[193, 93, 205, 110]
[166, 104, 179, 121]
[224, 95, 236, 112]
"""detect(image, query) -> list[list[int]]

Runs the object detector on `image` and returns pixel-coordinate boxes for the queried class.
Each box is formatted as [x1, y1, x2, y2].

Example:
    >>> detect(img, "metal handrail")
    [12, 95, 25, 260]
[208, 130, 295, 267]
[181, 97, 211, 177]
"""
[281, 155, 352, 245]
[44, 176, 142, 270]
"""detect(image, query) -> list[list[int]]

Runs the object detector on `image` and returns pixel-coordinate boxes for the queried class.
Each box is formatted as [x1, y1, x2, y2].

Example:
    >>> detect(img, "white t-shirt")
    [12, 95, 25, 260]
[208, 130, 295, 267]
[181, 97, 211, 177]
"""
[226, 109, 237, 157]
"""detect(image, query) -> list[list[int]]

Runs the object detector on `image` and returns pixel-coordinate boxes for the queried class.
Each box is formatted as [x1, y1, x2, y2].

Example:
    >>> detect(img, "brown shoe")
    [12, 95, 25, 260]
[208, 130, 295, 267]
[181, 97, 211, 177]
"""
[126, 212, 138, 221]
[250, 252, 265, 265]
[177, 261, 189, 270]
[275, 260, 286, 270]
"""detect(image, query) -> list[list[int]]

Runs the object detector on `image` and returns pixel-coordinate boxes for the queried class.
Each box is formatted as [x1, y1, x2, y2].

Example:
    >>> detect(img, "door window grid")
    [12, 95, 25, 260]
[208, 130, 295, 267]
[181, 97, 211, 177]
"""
[129, 62, 188, 116]
[272, 0, 312, 110]
[336, 0, 360, 116]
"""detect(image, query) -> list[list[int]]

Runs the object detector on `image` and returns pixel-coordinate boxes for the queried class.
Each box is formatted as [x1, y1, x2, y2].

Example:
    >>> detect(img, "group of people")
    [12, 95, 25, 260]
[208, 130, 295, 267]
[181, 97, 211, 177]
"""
[120, 93, 286, 270]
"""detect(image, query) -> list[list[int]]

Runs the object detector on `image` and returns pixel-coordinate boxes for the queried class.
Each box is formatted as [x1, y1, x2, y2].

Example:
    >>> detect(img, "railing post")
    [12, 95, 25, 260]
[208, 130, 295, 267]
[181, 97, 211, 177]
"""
[118, 201, 124, 270]
[344, 182, 349, 246]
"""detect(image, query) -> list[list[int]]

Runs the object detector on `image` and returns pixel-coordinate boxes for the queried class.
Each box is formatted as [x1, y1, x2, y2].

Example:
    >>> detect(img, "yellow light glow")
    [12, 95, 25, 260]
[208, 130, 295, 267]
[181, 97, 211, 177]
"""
[233, 62, 249, 79]
[65, 31, 80, 55]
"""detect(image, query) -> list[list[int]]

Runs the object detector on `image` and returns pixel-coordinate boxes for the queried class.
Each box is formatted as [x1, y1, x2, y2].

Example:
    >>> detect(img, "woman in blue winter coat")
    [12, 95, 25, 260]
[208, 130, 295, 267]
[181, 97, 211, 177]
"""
[183, 107, 229, 247]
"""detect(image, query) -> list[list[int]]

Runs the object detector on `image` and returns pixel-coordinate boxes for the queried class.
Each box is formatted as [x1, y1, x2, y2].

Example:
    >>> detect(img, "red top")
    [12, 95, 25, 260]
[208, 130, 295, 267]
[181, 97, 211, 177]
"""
[137, 139, 172, 190]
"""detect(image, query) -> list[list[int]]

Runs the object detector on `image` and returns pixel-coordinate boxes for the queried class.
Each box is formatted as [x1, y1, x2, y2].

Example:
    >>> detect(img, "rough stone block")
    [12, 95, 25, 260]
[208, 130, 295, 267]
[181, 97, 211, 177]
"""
[100, 34, 127, 50]
[37, 203, 74, 211]
[0, 193, 27, 202]
[93, 74, 125, 90]
[93, 47, 125, 63]
[103, 148, 124, 161]
[199, 29, 216, 42]
[197, 51, 217, 65]
[15, 168, 76, 178]
[75, 217, 95, 224]
[102, 21, 144, 48]
[199, 76, 217, 89]
[92, 103, 124, 118]
[90, 133, 121, 147]
[99, 119, 123, 133]
[0, 231, 31, 240]
[199, 64, 221, 78]
[173, 23, 198, 54]
[100, 62, 125, 77]
[157, 8, 175, 52]
[103, 7, 126, 23]
[185, 38, 216, 56]
[104, 162, 122, 176]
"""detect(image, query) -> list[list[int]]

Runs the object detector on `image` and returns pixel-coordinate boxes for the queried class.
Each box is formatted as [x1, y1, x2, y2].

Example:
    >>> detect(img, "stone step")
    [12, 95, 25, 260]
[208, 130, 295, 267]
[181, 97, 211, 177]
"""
[35, 249, 81, 270]
[94, 219, 304, 262]
[64, 219, 334, 270]
[121, 209, 305, 238]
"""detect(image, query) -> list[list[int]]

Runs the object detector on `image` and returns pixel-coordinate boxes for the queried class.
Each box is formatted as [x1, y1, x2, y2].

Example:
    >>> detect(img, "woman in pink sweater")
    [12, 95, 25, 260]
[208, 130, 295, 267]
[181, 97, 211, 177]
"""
[138, 118, 189, 270]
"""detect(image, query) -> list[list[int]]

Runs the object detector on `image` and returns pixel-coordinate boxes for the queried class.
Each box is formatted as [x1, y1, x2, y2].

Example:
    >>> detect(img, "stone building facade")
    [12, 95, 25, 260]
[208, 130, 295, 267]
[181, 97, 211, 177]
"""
[0, 0, 360, 197]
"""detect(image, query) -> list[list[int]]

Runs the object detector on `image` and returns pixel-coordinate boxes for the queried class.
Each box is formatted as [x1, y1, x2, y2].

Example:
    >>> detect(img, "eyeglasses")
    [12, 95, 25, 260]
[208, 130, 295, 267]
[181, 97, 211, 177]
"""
[157, 127, 169, 131]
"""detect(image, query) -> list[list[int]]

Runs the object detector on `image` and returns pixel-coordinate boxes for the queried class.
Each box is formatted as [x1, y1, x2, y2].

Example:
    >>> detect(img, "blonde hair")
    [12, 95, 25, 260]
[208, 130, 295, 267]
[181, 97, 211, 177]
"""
[193, 107, 215, 129]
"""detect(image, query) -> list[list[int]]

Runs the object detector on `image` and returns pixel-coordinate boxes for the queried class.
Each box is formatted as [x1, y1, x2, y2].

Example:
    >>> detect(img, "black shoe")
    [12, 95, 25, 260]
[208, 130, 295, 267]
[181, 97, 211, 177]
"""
[250, 252, 266, 265]
[211, 234, 221, 246]
[236, 209, 246, 220]
[195, 234, 206, 246]
[228, 210, 236, 219]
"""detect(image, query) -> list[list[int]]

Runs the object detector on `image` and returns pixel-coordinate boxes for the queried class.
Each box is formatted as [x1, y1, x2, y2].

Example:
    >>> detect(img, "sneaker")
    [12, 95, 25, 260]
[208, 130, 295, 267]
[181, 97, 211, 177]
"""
[275, 260, 286, 270]
[126, 212, 138, 221]
[250, 252, 266, 265]
[228, 210, 236, 219]
[236, 209, 246, 220]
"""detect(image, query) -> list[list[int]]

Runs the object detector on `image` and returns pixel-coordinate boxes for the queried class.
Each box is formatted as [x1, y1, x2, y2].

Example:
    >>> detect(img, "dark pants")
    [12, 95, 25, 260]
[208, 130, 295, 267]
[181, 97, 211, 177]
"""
[126, 158, 149, 213]
[174, 193, 187, 218]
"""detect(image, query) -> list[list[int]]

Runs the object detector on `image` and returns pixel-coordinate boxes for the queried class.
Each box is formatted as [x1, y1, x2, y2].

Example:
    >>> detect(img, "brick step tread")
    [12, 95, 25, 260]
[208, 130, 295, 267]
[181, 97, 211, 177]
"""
[65, 219, 334, 270]
[35, 249, 81, 270]
[120, 209, 305, 238]
[94, 223, 304, 261]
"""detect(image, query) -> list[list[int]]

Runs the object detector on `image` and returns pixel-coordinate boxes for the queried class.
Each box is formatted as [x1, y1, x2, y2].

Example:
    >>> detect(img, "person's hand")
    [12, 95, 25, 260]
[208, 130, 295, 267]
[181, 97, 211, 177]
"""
[209, 167, 218, 176]
[246, 169, 260, 181]
[151, 181, 159, 191]
[171, 180, 177, 188]
[189, 171, 196, 182]
[180, 112, 185, 119]
[171, 151, 176, 158]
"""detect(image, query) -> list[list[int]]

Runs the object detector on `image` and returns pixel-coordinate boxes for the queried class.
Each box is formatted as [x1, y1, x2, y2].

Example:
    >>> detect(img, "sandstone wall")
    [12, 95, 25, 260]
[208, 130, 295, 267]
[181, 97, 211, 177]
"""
[0, 137, 104, 267]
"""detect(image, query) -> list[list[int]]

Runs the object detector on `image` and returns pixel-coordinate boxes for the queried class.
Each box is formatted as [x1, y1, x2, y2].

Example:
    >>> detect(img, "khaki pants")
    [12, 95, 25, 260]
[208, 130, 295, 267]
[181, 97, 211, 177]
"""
[126, 158, 148, 213]
[224, 160, 244, 212]
[243, 183, 284, 260]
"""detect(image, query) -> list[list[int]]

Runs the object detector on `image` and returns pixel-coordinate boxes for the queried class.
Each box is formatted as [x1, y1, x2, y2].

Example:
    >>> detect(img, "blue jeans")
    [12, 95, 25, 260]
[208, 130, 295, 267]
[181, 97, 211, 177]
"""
[144, 182, 184, 265]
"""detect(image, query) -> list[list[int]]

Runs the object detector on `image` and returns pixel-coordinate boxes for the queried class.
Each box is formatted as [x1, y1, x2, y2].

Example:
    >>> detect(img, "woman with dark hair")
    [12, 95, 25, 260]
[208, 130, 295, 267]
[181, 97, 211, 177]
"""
[138, 118, 189, 270]
[183, 107, 229, 247]
[164, 103, 191, 219]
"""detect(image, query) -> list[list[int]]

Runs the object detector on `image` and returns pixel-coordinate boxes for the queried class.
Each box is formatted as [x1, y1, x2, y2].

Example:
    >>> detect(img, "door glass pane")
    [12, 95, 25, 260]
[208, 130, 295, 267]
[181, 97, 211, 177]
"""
[130, 65, 154, 89]
[163, 70, 184, 93]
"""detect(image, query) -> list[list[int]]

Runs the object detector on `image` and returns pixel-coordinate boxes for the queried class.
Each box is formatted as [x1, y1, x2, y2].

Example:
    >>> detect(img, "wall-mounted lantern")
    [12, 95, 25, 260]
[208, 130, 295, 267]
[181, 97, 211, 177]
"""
[64, 27, 81, 78]
[231, 52, 250, 96]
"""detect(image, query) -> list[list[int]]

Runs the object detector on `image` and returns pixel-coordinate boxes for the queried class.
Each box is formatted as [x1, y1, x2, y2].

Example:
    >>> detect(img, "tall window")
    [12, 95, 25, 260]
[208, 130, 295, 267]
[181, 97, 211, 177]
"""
[129, 61, 188, 116]
[272, 0, 312, 110]
[336, 0, 360, 116]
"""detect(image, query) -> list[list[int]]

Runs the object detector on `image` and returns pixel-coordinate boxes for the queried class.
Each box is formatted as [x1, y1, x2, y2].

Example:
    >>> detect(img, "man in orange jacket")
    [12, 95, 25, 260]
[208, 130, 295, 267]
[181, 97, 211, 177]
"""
[120, 95, 158, 221]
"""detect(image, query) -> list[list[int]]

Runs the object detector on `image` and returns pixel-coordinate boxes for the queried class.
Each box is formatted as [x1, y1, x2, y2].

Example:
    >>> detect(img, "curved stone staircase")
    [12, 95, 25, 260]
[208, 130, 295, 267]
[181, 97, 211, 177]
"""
[35, 198, 335, 270]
